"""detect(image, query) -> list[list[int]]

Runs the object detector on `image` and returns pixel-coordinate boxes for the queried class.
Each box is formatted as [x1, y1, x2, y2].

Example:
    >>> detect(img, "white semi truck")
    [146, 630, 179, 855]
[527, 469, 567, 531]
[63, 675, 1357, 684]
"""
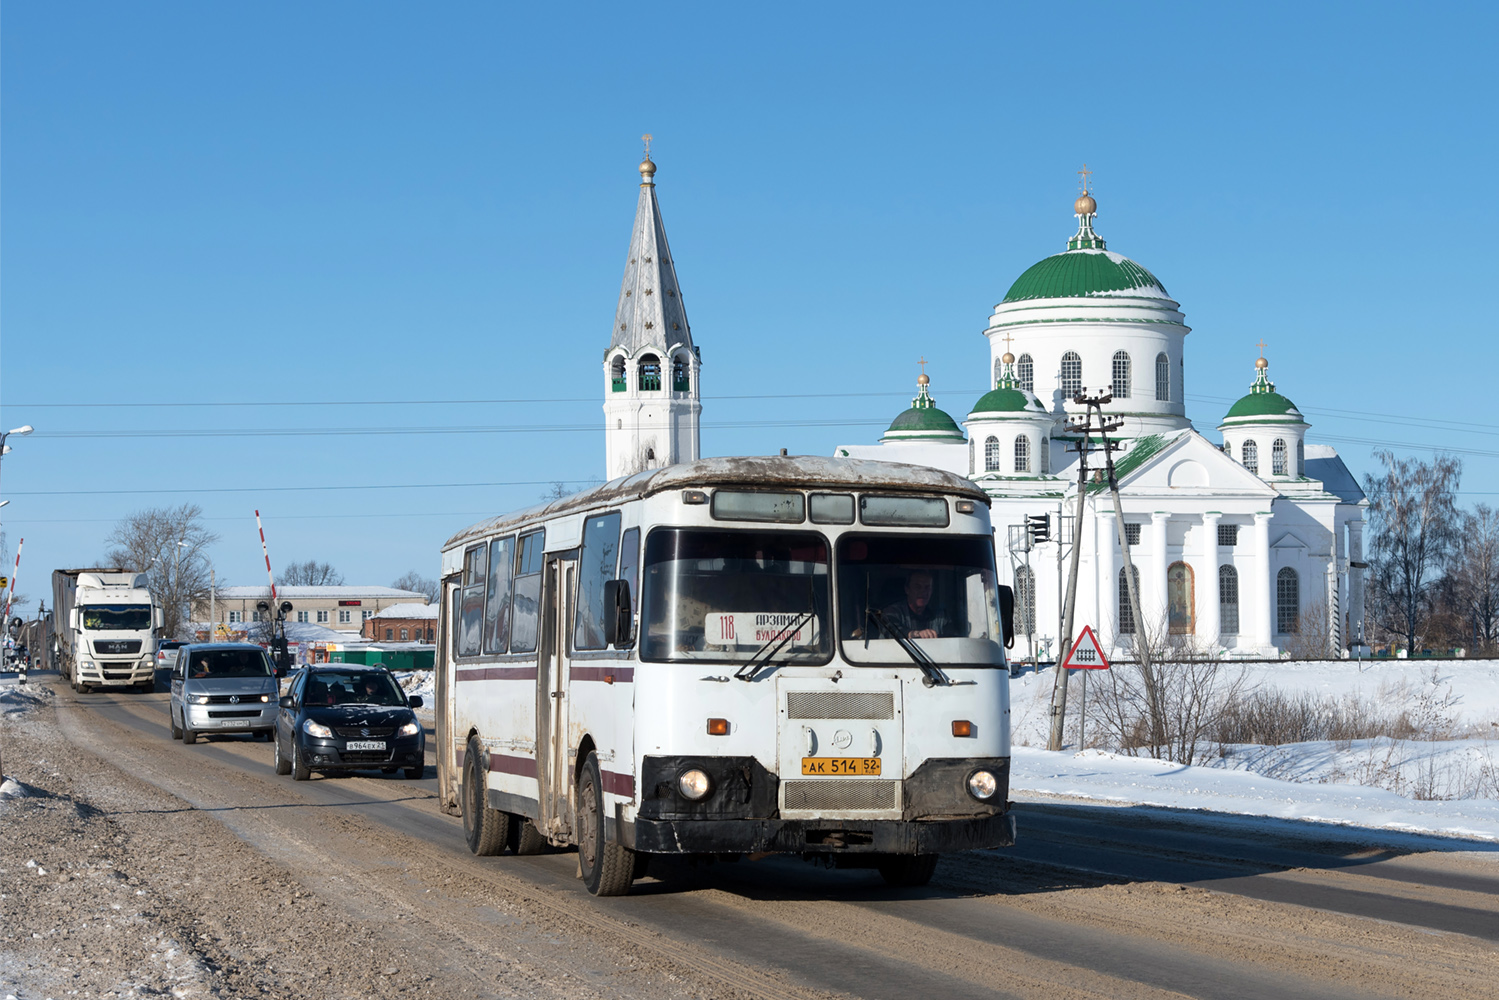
[51, 568, 163, 693]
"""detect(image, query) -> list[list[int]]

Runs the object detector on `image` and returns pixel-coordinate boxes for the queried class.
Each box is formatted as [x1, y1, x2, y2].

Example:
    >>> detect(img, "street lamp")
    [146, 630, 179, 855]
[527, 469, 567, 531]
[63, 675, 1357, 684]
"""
[0, 425, 33, 528]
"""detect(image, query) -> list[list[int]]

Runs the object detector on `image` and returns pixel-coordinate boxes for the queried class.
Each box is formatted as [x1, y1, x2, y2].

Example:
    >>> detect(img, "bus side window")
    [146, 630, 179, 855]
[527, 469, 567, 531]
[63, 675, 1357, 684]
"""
[510, 530, 546, 654]
[458, 544, 486, 657]
[617, 528, 640, 649]
[574, 512, 622, 651]
[484, 536, 515, 655]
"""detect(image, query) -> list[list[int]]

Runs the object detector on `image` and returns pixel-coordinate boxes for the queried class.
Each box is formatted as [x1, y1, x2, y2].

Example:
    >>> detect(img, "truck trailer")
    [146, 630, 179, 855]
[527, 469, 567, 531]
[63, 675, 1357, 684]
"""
[51, 568, 163, 693]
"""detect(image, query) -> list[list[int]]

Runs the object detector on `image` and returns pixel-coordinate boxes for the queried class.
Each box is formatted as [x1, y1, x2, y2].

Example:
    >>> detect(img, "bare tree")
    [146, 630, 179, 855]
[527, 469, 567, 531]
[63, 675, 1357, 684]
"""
[1451, 504, 1499, 655]
[391, 572, 439, 603]
[278, 560, 344, 586]
[1089, 613, 1249, 765]
[1364, 450, 1462, 655]
[104, 504, 219, 639]
[1285, 597, 1337, 660]
[541, 481, 571, 503]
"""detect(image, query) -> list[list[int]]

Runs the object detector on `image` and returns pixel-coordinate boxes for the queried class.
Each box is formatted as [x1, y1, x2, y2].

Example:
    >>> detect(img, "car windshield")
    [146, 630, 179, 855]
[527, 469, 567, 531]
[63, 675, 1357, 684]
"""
[837, 534, 1006, 667]
[185, 649, 274, 678]
[302, 671, 407, 707]
[640, 529, 832, 664]
[83, 605, 152, 630]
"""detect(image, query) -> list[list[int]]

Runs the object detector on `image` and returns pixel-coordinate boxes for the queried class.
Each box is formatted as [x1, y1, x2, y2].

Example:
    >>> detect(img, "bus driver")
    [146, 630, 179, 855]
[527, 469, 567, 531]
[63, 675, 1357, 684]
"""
[880, 570, 950, 639]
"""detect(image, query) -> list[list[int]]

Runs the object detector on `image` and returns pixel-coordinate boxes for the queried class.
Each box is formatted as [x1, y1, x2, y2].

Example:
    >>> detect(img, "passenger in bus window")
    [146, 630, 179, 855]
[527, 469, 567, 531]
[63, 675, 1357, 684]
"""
[880, 570, 951, 639]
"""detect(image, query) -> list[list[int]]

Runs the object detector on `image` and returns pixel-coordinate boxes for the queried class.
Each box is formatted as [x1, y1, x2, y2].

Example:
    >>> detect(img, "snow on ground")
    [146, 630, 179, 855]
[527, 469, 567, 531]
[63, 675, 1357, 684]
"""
[1008, 659, 1499, 842]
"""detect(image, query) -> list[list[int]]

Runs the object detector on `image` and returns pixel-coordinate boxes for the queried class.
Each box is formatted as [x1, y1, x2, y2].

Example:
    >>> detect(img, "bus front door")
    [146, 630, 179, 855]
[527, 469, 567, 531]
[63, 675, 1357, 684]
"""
[535, 554, 577, 843]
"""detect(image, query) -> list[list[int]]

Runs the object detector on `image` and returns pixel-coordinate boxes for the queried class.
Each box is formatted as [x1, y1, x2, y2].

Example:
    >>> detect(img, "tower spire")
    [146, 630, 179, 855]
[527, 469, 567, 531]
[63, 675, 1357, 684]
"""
[1067, 166, 1105, 251]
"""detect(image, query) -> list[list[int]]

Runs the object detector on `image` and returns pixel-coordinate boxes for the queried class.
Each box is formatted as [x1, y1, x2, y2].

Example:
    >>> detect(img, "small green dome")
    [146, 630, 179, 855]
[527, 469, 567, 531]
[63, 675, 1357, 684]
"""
[969, 386, 1047, 416]
[1224, 391, 1301, 420]
[881, 376, 965, 443]
[1003, 249, 1168, 303]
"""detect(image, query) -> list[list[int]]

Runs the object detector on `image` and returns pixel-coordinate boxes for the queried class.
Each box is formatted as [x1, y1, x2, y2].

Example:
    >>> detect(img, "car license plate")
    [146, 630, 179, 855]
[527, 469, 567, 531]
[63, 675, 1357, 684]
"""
[224, 720, 249, 727]
[801, 757, 881, 776]
[346, 740, 386, 751]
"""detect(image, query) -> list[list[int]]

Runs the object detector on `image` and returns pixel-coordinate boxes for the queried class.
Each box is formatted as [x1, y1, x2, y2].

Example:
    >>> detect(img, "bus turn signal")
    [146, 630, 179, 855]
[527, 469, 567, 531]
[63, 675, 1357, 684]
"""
[952, 720, 973, 737]
[707, 718, 729, 736]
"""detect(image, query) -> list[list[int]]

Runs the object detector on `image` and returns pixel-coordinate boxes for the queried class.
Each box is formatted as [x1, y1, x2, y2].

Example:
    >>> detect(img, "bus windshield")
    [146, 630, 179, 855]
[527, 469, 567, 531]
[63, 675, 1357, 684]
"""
[837, 534, 1005, 667]
[640, 529, 832, 664]
[82, 605, 153, 630]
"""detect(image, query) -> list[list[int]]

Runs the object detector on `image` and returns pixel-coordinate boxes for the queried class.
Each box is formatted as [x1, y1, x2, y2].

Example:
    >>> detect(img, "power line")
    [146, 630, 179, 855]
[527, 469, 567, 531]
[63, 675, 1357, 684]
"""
[9, 479, 603, 497]
[25, 418, 890, 440]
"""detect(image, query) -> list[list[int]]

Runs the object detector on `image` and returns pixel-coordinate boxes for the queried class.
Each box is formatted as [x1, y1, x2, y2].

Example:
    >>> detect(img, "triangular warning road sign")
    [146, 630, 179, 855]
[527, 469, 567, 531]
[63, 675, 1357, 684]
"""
[1062, 625, 1110, 670]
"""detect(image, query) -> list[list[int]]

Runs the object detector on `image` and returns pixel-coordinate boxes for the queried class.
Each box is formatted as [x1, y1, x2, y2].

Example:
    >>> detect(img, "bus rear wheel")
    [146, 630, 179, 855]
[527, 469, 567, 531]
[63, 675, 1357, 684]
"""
[509, 817, 548, 855]
[578, 751, 636, 896]
[877, 854, 939, 887]
[462, 737, 509, 856]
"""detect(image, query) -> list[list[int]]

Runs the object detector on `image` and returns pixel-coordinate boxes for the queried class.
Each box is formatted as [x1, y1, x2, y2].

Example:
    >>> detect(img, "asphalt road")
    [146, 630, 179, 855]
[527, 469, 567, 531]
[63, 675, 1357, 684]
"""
[34, 676, 1499, 1000]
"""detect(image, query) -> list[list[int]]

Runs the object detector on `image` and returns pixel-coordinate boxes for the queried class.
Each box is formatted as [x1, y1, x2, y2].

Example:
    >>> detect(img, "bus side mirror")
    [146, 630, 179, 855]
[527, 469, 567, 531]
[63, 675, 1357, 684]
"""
[997, 585, 1015, 650]
[603, 580, 632, 647]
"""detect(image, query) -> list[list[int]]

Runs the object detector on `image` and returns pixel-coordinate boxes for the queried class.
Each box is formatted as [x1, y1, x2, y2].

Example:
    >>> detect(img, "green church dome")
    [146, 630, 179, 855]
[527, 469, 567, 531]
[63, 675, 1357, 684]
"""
[1002, 249, 1169, 303]
[1218, 358, 1307, 427]
[880, 375, 966, 443]
[969, 386, 1047, 416]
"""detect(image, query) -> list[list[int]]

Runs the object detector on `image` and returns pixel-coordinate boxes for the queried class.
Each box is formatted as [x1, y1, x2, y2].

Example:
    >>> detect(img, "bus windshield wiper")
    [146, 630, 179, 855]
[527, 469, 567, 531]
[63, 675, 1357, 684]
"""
[867, 608, 951, 687]
[735, 608, 816, 682]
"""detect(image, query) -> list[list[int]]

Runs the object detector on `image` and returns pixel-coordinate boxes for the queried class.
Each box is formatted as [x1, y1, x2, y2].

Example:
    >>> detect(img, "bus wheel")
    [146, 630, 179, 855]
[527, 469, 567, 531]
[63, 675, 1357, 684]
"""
[577, 751, 635, 896]
[877, 854, 939, 887]
[462, 737, 509, 855]
[510, 816, 548, 855]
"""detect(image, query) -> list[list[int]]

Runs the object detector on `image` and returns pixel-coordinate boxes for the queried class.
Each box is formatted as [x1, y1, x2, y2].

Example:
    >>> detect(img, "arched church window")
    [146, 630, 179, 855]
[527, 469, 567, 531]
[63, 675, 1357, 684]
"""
[993, 356, 1003, 387]
[610, 355, 626, 391]
[1112, 351, 1131, 399]
[1061, 352, 1082, 399]
[1272, 439, 1288, 476]
[1277, 567, 1300, 634]
[1014, 565, 1036, 638]
[672, 354, 690, 392]
[1013, 435, 1030, 473]
[1168, 561, 1194, 634]
[1242, 439, 1259, 474]
[638, 354, 661, 392]
[1296, 439, 1305, 476]
[1039, 436, 1049, 474]
[1155, 353, 1170, 401]
[1118, 566, 1141, 635]
[1017, 354, 1034, 393]
[1219, 565, 1239, 635]
[984, 437, 1001, 472]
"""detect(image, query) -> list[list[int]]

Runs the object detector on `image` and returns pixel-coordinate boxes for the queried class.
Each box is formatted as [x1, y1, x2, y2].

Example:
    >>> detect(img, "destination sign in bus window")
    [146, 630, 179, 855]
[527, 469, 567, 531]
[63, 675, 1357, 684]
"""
[710, 491, 805, 523]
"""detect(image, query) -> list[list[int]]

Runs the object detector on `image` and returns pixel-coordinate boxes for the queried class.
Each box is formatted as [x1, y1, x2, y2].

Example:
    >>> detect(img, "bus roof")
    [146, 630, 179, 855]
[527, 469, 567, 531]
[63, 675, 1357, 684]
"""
[444, 455, 988, 551]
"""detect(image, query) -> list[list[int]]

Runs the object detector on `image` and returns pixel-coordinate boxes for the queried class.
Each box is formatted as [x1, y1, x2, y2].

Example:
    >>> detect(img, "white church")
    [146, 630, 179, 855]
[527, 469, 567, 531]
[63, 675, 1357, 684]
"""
[602, 149, 1368, 661]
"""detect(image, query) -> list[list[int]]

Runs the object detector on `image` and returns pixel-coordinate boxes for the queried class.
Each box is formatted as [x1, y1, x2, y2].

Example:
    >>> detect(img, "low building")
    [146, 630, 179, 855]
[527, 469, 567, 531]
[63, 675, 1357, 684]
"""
[192, 586, 430, 634]
[363, 602, 439, 643]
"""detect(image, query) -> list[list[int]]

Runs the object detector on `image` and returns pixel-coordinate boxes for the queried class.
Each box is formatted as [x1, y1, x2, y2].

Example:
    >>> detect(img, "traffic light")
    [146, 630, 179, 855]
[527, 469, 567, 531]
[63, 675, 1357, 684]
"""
[1026, 514, 1051, 543]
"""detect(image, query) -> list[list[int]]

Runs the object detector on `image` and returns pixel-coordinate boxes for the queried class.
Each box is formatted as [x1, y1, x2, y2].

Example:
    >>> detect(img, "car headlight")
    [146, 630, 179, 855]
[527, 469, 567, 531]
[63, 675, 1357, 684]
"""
[258, 694, 271, 703]
[397, 720, 421, 736]
[191, 694, 212, 705]
[302, 719, 334, 738]
[81, 660, 94, 670]
[967, 769, 998, 801]
[677, 768, 713, 801]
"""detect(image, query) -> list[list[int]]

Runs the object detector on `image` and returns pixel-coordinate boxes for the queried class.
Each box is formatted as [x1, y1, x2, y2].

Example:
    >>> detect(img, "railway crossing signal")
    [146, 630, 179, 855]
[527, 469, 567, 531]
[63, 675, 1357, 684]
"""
[1026, 514, 1050, 544]
[1062, 625, 1109, 670]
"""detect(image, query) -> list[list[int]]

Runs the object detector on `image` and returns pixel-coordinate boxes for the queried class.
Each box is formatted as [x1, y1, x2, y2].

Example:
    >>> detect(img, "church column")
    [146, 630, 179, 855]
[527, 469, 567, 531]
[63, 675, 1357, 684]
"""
[1151, 511, 1170, 631]
[1199, 513, 1221, 648]
[1097, 508, 1119, 644]
[1348, 519, 1367, 648]
[1251, 511, 1274, 652]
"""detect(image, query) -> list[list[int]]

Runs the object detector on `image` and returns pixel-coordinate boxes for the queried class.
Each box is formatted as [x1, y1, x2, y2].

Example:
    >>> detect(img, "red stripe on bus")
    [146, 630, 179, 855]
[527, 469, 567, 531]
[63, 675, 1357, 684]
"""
[570, 666, 634, 684]
[600, 769, 634, 798]
[456, 666, 539, 682]
[489, 754, 538, 778]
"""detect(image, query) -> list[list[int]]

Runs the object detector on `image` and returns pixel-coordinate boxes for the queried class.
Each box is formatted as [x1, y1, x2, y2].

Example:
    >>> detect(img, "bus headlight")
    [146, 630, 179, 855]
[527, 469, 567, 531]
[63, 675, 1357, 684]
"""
[677, 768, 713, 801]
[967, 769, 998, 801]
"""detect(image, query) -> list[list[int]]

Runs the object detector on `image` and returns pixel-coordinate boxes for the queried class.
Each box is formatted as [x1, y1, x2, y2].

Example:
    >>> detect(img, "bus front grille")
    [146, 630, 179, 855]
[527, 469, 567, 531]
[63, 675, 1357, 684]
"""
[783, 779, 897, 811]
[786, 691, 894, 720]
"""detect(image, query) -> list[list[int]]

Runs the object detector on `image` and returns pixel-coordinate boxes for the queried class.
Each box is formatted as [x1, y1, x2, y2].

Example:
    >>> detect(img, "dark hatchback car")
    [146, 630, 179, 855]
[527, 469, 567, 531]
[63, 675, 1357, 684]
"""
[273, 666, 426, 781]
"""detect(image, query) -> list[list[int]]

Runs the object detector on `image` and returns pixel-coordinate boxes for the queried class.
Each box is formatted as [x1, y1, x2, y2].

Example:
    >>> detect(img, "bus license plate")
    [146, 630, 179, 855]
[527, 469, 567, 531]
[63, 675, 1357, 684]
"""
[801, 757, 881, 776]
[346, 740, 386, 751]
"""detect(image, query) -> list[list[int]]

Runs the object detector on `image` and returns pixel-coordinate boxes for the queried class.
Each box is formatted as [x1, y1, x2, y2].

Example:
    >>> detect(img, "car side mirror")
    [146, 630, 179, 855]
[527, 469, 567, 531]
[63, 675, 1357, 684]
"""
[997, 585, 1015, 650]
[278, 695, 295, 709]
[603, 580, 632, 646]
[408, 695, 424, 709]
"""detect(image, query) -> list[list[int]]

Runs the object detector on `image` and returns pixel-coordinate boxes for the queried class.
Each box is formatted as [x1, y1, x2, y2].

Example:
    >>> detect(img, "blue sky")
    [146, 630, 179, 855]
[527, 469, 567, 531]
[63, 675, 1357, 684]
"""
[2, 2, 1494, 596]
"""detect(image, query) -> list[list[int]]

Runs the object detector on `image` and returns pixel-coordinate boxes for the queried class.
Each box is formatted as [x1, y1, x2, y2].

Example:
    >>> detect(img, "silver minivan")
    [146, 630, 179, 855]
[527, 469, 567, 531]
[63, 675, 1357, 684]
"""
[169, 642, 279, 744]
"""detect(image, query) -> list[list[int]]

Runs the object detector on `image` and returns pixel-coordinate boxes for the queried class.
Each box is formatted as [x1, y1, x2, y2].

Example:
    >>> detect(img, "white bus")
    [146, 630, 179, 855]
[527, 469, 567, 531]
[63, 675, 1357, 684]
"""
[434, 456, 1015, 895]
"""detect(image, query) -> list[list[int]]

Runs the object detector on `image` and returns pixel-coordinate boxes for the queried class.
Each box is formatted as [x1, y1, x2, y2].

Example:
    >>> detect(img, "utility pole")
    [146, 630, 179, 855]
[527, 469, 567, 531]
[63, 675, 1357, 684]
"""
[1095, 401, 1155, 720]
[1047, 391, 1111, 751]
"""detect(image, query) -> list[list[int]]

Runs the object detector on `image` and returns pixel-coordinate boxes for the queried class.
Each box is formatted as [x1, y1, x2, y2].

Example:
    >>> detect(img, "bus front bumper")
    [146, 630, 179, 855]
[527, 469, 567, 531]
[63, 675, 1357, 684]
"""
[628, 810, 1015, 855]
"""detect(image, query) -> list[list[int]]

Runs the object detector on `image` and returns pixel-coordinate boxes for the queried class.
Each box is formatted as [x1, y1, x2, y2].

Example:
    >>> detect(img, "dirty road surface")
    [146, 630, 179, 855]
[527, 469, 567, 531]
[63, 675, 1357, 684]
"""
[4, 675, 1499, 1000]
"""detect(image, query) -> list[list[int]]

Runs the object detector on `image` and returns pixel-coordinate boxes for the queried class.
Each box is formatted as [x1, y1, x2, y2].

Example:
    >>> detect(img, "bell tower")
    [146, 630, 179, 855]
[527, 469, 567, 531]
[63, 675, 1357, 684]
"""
[603, 138, 702, 480]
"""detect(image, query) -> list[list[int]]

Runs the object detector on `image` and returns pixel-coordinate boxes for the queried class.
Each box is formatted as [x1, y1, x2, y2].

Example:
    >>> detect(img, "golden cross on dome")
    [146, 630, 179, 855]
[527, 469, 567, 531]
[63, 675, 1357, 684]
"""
[642, 133, 653, 157]
[1003, 332, 1014, 353]
[1078, 164, 1093, 194]
[1256, 338, 1268, 358]
[918, 356, 928, 376]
